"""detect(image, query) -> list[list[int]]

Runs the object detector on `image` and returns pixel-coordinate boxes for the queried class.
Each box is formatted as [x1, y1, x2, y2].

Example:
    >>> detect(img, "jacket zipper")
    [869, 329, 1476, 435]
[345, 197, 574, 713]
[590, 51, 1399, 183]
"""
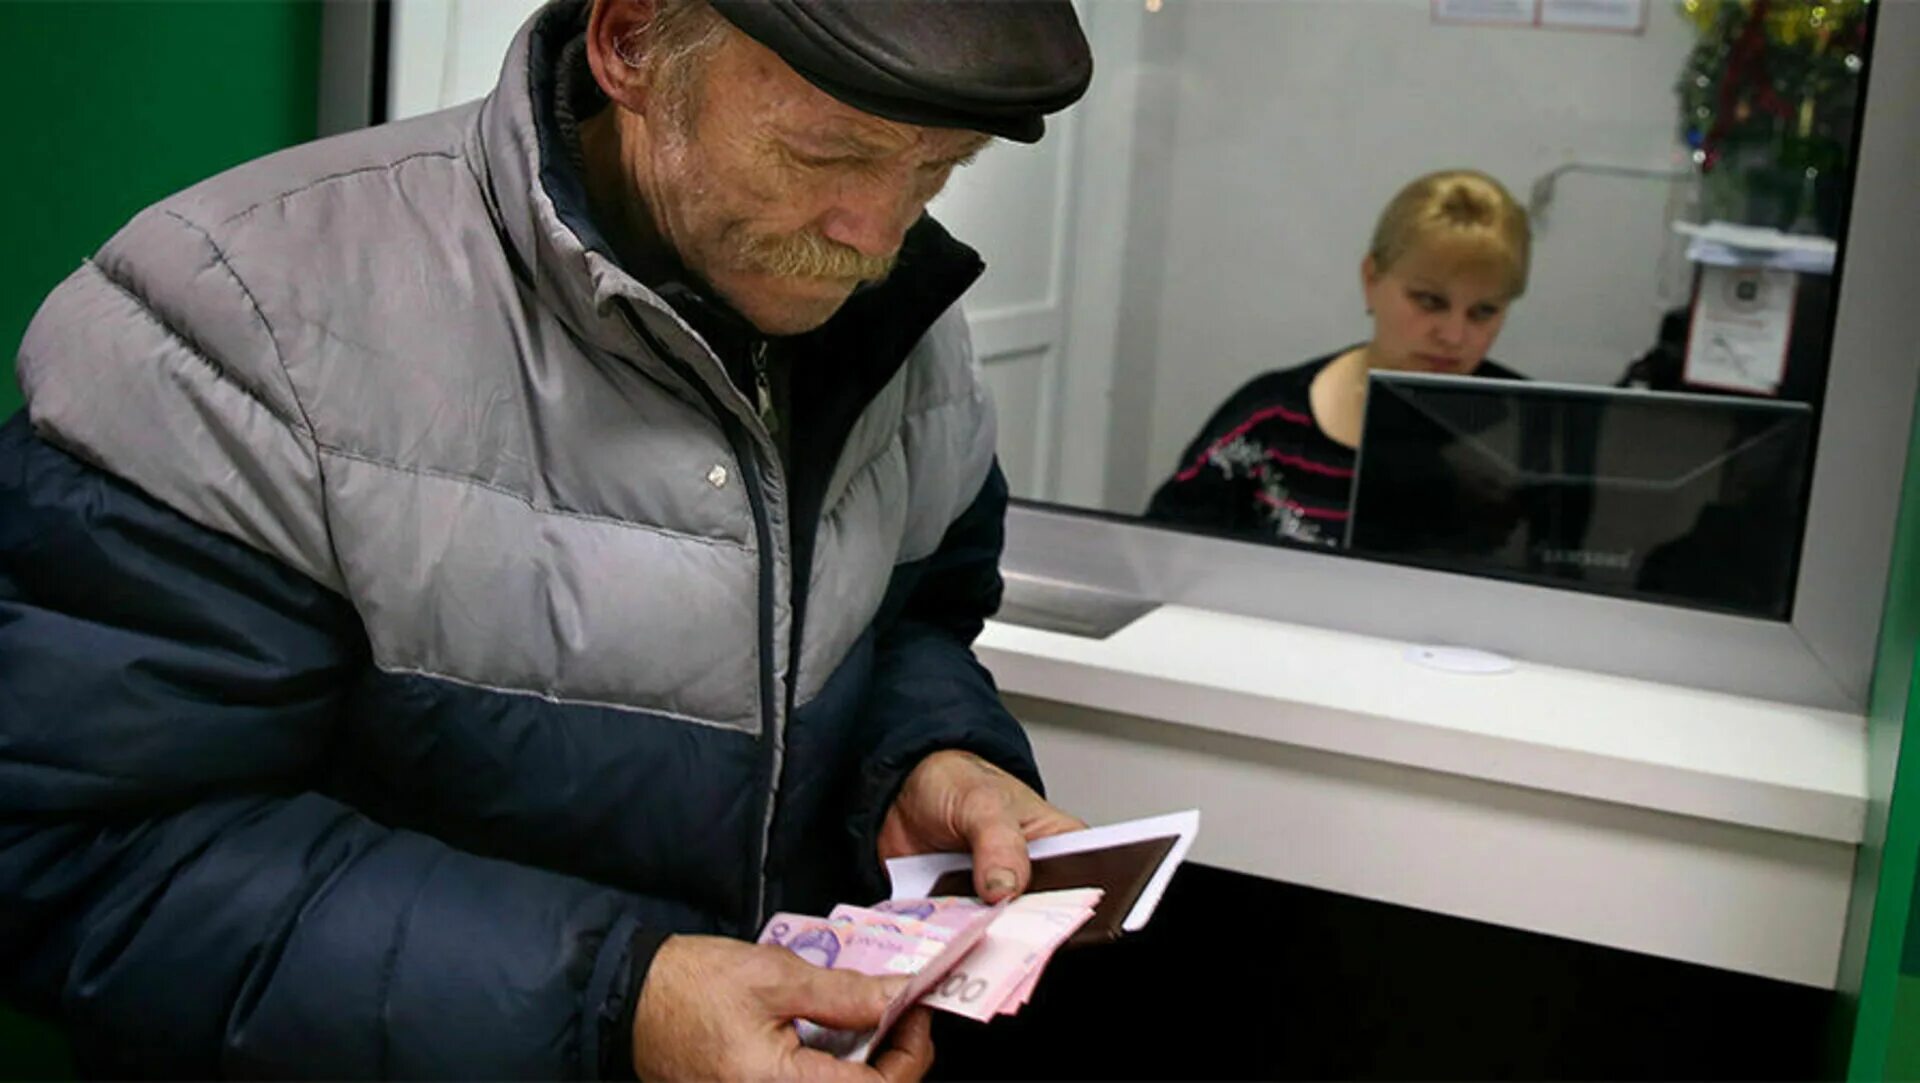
[751, 340, 777, 441]
[622, 306, 787, 936]
[744, 334, 788, 931]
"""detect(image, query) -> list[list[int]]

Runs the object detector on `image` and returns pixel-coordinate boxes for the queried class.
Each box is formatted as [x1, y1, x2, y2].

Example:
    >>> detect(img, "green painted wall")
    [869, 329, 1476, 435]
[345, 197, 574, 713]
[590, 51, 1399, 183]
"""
[0, 2, 321, 1074]
[0, 0, 322, 419]
[1891, 975, 1920, 1078]
[1845, 378, 1920, 1080]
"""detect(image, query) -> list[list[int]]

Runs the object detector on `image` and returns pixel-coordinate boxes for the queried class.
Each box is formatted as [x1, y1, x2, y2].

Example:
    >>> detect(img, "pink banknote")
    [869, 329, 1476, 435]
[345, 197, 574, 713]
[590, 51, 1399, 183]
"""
[873, 887, 1103, 930]
[757, 913, 945, 975]
[913, 897, 1098, 1021]
[756, 913, 947, 1059]
[758, 887, 1100, 1056]
[827, 904, 957, 944]
[757, 902, 1006, 1061]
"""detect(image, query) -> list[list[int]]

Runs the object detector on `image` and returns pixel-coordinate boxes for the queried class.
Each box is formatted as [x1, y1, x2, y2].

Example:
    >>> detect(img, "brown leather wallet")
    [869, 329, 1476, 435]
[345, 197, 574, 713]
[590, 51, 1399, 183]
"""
[927, 835, 1180, 948]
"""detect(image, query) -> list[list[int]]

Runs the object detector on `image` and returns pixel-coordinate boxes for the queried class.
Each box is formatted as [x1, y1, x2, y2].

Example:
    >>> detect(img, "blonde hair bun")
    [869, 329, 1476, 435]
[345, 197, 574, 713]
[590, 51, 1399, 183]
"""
[1369, 169, 1532, 299]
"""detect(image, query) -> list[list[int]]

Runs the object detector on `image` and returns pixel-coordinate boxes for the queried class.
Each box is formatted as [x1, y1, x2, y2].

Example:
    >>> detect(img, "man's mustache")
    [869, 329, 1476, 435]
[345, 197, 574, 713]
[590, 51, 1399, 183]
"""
[734, 229, 897, 282]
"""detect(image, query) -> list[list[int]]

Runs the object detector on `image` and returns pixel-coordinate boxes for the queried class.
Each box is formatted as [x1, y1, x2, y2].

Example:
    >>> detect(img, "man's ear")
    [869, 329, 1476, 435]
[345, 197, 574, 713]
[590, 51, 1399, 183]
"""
[586, 0, 662, 112]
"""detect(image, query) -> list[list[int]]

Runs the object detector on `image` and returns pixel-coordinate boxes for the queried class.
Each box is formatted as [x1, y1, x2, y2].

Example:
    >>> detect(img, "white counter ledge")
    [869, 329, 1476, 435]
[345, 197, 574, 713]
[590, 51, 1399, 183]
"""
[976, 604, 1869, 988]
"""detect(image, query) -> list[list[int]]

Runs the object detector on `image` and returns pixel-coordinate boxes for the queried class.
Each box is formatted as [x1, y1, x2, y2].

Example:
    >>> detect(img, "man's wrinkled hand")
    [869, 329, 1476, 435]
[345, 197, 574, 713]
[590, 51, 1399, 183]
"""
[878, 749, 1087, 902]
[631, 935, 934, 1083]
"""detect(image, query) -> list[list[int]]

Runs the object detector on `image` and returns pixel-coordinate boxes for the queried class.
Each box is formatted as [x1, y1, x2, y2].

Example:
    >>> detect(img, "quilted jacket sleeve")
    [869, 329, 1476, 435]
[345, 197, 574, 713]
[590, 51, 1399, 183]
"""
[844, 460, 1046, 890]
[0, 416, 705, 1079]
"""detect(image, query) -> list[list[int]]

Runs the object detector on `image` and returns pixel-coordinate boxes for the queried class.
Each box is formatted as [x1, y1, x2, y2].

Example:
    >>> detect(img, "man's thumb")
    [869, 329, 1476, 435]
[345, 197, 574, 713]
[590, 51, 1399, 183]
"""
[969, 818, 1031, 902]
[772, 966, 910, 1030]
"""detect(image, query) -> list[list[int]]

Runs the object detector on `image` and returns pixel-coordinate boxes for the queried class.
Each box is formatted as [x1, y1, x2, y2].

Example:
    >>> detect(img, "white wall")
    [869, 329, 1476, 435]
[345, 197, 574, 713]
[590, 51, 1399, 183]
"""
[928, 122, 1081, 503]
[1102, 0, 1699, 513]
[388, 0, 542, 121]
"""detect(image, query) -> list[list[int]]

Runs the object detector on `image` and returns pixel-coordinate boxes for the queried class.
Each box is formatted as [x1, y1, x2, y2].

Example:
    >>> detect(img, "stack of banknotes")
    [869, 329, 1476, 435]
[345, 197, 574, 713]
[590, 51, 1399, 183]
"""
[758, 888, 1103, 1055]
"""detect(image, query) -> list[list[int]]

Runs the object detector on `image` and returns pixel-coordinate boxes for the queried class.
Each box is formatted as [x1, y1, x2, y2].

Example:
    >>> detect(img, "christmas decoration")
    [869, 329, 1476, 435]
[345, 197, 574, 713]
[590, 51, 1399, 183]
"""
[1675, 0, 1871, 234]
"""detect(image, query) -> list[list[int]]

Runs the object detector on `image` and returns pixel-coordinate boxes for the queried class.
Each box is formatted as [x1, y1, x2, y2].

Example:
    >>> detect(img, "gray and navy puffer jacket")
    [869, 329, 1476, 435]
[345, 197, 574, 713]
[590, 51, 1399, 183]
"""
[0, 2, 1041, 1076]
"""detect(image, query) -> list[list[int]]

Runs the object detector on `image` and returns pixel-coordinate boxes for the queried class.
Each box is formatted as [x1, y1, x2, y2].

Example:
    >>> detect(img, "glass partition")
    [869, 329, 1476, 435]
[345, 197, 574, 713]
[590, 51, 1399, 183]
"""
[935, 0, 1880, 623]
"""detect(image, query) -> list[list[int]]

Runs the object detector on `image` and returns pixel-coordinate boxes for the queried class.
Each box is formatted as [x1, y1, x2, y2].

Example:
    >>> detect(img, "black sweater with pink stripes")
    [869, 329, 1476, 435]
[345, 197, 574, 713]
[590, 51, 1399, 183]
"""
[1144, 350, 1521, 548]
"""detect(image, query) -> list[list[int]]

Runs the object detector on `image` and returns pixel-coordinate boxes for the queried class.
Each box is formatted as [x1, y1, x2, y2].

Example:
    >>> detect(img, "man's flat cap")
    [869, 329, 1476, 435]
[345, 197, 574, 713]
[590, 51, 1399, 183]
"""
[707, 0, 1092, 143]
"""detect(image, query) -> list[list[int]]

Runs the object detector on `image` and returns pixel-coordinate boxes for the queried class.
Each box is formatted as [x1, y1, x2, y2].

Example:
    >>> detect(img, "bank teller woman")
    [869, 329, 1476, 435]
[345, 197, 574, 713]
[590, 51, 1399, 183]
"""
[1145, 169, 1533, 547]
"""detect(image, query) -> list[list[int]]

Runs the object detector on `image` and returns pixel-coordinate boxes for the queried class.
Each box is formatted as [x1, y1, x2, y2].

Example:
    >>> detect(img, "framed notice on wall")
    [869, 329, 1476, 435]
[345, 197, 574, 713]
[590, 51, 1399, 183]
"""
[1683, 265, 1796, 395]
[1433, 0, 1647, 32]
[1540, 0, 1647, 33]
[1432, 0, 1536, 26]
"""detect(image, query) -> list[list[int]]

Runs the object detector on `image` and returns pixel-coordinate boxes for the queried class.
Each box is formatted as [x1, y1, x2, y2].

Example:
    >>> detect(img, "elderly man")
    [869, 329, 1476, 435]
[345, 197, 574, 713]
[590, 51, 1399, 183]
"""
[0, 0, 1091, 1078]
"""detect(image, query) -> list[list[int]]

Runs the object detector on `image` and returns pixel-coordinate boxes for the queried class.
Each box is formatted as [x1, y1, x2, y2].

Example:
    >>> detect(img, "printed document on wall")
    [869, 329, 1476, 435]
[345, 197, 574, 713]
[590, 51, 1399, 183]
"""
[1684, 265, 1795, 395]
[1432, 0, 1536, 27]
[1540, 0, 1647, 33]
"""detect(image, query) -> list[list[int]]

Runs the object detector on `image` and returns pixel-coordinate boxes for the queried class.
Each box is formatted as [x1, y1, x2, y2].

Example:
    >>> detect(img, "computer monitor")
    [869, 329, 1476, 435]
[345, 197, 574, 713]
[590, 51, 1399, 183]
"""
[1346, 372, 1814, 619]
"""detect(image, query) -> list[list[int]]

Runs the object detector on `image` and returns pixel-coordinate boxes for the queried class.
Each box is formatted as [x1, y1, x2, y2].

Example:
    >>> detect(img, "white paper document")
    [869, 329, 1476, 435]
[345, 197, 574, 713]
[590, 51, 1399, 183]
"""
[1540, 0, 1645, 32]
[1684, 265, 1796, 395]
[1675, 221, 1837, 275]
[885, 809, 1200, 933]
[1432, 0, 1537, 26]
